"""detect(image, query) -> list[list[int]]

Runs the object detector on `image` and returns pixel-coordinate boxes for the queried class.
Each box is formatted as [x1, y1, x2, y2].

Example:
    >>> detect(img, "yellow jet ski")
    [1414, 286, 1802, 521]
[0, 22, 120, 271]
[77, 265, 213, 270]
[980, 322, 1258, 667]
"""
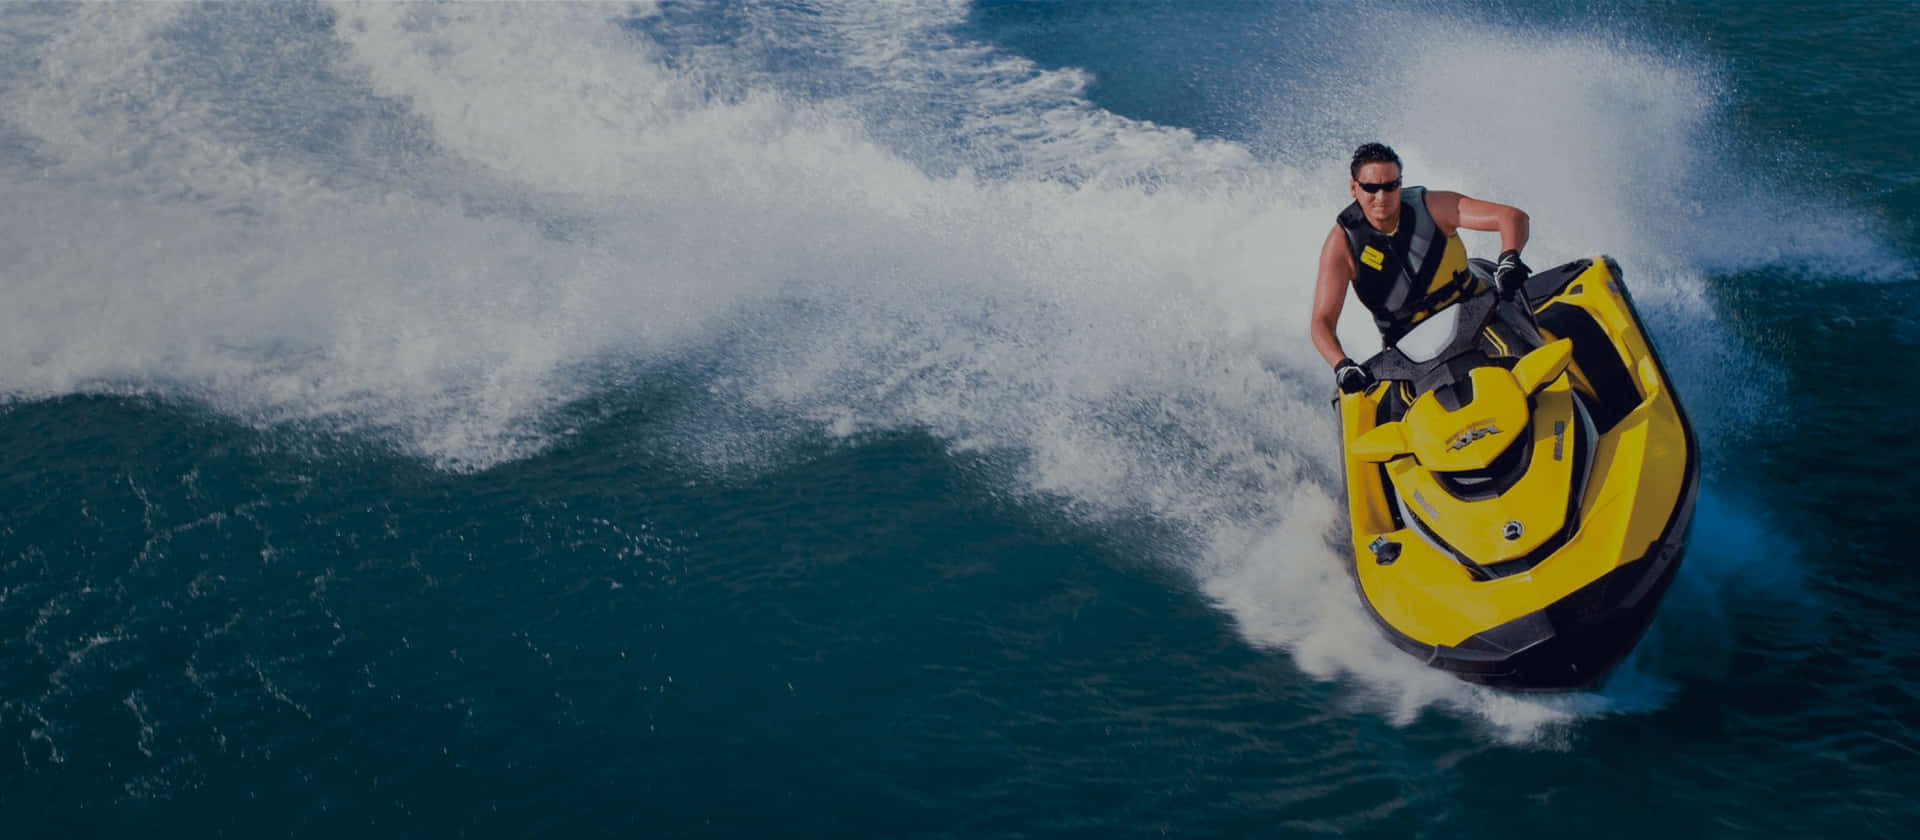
[1335, 257, 1698, 691]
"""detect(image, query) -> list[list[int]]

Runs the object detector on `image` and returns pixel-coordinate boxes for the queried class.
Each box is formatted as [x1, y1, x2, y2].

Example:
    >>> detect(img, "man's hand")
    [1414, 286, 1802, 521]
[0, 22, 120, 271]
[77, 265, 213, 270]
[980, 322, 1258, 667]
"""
[1334, 358, 1375, 395]
[1493, 249, 1530, 301]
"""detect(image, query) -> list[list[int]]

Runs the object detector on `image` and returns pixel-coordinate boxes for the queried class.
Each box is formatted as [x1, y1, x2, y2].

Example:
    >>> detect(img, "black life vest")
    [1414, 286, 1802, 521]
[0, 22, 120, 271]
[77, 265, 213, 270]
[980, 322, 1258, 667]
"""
[1337, 186, 1476, 345]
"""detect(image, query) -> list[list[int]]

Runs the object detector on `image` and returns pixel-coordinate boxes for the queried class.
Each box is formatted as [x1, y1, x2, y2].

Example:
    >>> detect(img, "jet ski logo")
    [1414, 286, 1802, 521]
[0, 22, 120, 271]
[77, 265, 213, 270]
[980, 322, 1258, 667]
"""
[1446, 422, 1501, 452]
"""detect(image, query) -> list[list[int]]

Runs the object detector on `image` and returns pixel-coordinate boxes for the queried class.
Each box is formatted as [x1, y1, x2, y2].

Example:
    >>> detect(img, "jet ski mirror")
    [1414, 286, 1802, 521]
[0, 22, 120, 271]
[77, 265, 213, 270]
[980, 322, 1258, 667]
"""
[1351, 420, 1411, 463]
[1512, 339, 1574, 395]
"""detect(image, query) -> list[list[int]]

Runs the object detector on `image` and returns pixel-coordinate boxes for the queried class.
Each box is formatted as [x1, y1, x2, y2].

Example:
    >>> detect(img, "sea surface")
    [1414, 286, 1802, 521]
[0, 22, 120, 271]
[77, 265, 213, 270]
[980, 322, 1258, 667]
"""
[3, 1, 1917, 837]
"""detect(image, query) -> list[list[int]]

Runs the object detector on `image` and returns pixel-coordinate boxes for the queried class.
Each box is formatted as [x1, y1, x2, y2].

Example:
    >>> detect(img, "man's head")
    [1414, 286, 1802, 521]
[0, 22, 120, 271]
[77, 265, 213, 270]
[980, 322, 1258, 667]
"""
[1348, 142, 1403, 231]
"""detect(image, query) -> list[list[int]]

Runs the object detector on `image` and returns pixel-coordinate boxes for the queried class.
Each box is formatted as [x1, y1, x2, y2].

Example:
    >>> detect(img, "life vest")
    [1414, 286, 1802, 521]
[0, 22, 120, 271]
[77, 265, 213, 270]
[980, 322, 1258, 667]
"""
[1337, 186, 1476, 345]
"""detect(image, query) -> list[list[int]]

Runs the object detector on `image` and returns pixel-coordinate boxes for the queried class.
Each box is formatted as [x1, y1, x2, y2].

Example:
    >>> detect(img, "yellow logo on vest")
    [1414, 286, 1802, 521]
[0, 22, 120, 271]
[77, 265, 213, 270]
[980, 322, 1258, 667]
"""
[1360, 246, 1385, 270]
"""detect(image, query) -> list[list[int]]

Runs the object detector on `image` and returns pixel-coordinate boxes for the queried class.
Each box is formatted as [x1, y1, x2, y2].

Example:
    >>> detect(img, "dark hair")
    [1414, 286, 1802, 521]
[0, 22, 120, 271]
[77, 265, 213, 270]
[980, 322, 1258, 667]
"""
[1350, 143, 1401, 179]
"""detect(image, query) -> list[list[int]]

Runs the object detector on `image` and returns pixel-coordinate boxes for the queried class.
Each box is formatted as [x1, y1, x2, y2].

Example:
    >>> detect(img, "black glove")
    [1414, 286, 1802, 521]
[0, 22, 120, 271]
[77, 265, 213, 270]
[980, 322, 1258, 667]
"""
[1493, 249, 1530, 301]
[1334, 357, 1374, 395]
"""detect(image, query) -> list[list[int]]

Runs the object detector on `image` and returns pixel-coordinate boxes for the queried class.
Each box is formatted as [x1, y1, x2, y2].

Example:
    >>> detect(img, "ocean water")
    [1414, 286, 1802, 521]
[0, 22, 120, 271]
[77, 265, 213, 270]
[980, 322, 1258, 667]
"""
[2, 1, 1917, 836]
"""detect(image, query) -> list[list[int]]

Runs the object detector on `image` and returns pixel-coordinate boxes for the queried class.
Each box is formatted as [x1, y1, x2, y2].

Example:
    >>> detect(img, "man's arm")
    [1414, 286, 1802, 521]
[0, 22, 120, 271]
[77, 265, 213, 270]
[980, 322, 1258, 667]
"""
[1311, 225, 1356, 368]
[1426, 190, 1530, 254]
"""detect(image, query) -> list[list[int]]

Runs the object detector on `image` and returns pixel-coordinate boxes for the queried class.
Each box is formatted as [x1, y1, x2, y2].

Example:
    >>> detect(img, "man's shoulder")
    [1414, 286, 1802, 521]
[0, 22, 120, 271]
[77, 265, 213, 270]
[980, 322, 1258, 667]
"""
[1417, 187, 1471, 205]
[1416, 188, 1466, 233]
[1410, 185, 1453, 204]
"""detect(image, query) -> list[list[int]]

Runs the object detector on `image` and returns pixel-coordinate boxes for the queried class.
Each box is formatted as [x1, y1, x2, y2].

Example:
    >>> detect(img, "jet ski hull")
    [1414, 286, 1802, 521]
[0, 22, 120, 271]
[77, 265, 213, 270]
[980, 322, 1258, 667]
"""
[1362, 488, 1691, 691]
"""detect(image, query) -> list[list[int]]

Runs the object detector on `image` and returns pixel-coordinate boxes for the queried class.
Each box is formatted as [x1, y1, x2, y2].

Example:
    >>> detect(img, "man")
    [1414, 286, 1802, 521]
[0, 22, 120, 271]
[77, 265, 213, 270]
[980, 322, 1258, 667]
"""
[1311, 143, 1533, 395]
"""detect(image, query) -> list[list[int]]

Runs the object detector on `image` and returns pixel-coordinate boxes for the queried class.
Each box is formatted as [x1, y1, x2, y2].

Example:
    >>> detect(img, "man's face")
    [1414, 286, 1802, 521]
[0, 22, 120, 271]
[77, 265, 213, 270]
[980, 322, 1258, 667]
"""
[1349, 161, 1403, 231]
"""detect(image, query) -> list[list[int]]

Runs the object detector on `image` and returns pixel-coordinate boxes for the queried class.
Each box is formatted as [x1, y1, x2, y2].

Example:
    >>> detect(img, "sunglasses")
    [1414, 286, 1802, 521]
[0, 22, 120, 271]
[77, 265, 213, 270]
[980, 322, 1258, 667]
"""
[1357, 178, 1402, 194]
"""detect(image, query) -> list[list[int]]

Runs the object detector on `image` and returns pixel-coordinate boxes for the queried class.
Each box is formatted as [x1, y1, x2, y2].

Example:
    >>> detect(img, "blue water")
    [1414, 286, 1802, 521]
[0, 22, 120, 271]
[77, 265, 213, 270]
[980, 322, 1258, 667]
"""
[3, 2, 1917, 836]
